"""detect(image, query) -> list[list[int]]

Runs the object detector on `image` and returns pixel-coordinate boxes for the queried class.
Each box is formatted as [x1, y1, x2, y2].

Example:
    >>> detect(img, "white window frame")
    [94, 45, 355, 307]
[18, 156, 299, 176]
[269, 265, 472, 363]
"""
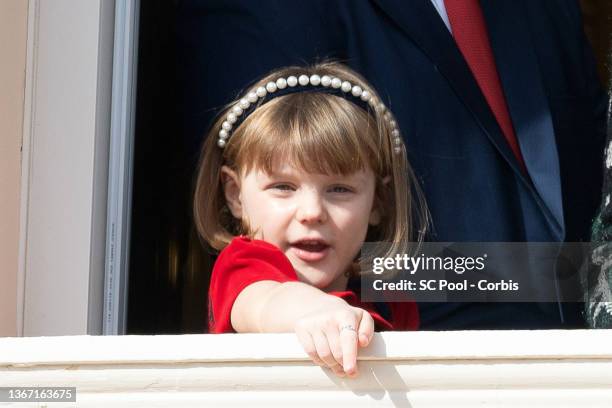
[103, 0, 140, 336]
[18, 0, 137, 336]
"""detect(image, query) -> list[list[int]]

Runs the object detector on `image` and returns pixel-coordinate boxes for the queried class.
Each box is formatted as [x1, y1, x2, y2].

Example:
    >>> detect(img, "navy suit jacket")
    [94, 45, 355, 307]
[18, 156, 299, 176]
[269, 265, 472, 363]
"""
[177, 0, 607, 329]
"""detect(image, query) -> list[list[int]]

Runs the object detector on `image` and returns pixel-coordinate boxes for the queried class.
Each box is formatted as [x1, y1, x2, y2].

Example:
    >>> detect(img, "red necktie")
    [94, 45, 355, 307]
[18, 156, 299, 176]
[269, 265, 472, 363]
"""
[444, 0, 526, 171]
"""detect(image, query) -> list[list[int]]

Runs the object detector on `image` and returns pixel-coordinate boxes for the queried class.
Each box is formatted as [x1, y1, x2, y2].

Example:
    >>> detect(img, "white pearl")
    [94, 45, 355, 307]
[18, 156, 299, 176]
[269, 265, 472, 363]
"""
[298, 74, 309, 86]
[331, 77, 342, 88]
[321, 75, 332, 87]
[287, 76, 298, 87]
[276, 77, 287, 89]
[392, 129, 400, 138]
[227, 113, 237, 124]
[266, 81, 277, 93]
[310, 74, 321, 86]
[384, 111, 392, 121]
[341, 81, 352, 92]
[378, 103, 386, 113]
[239, 98, 250, 109]
[368, 97, 377, 107]
[217, 139, 226, 148]
[389, 120, 397, 128]
[222, 121, 232, 131]
[247, 91, 258, 103]
[360, 90, 371, 101]
[232, 105, 243, 115]
[351, 85, 363, 97]
[256, 86, 267, 98]
[219, 129, 229, 139]
[394, 146, 401, 154]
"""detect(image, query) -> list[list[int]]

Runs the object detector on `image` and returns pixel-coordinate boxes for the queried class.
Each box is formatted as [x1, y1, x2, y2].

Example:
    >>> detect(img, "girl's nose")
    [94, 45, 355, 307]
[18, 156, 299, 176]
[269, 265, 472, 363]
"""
[296, 191, 328, 224]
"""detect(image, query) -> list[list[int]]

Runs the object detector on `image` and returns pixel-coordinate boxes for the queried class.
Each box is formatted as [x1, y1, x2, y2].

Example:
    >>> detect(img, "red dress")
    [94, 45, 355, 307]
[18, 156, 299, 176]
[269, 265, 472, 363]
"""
[208, 236, 419, 333]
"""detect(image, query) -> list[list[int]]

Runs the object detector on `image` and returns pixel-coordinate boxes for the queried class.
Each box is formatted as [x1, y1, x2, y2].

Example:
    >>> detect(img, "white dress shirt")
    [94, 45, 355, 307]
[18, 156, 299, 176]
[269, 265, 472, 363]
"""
[430, 0, 453, 33]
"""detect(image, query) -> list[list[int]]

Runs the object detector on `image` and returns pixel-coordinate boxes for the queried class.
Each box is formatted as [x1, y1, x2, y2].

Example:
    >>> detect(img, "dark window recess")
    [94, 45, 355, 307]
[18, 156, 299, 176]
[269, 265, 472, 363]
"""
[128, 0, 212, 334]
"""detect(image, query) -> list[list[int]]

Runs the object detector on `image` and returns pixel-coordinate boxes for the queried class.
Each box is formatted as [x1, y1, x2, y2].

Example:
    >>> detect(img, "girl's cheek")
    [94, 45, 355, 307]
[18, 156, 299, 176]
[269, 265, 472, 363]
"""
[269, 200, 296, 213]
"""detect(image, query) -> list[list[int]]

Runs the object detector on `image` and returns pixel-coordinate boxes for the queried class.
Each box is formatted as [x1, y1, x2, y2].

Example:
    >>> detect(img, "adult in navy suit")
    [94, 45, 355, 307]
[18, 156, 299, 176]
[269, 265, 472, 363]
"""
[177, 0, 607, 329]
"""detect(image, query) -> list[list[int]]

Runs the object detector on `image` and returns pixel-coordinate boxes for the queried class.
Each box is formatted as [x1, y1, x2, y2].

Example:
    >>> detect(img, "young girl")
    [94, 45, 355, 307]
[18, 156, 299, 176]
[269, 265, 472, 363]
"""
[193, 62, 425, 378]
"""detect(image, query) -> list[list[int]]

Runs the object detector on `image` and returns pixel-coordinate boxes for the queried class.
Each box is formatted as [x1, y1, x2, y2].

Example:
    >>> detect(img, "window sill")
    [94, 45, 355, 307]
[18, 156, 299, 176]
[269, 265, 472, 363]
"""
[1, 330, 611, 406]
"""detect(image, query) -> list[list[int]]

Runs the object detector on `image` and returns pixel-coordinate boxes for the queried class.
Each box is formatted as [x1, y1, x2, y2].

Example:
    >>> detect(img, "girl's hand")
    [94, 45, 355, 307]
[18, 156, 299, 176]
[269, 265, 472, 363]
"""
[293, 305, 375, 378]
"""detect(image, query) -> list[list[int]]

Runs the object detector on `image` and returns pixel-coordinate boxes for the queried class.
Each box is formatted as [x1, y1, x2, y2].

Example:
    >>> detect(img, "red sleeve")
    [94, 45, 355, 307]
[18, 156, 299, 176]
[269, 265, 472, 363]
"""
[389, 302, 419, 331]
[208, 237, 299, 333]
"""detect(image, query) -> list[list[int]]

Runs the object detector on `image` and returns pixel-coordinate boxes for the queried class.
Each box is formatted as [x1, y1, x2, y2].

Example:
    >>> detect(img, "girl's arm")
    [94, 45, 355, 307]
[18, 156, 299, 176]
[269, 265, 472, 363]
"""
[231, 280, 374, 378]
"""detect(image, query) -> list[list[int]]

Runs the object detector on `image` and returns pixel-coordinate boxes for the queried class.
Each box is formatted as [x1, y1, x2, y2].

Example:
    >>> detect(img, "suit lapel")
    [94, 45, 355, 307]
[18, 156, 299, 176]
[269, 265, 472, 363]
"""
[372, 0, 527, 179]
[481, 0, 564, 237]
[372, 0, 564, 239]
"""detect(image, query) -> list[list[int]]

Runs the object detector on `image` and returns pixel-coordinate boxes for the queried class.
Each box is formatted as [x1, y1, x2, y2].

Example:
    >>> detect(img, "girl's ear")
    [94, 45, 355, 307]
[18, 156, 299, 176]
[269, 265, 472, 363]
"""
[221, 166, 242, 218]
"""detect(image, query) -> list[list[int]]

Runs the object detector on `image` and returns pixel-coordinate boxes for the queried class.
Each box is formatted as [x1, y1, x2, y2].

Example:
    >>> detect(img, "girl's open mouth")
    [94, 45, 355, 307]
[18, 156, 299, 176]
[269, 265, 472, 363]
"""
[291, 240, 330, 262]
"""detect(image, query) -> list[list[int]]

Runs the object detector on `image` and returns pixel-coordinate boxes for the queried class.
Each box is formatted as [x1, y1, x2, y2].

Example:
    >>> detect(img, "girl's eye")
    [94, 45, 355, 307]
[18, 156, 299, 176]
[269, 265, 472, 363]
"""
[271, 184, 294, 191]
[329, 185, 353, 193]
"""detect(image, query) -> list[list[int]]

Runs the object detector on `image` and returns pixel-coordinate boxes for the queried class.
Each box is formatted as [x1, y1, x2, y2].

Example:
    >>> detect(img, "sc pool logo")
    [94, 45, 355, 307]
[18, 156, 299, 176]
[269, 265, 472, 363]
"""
[419, 280, 468, 291]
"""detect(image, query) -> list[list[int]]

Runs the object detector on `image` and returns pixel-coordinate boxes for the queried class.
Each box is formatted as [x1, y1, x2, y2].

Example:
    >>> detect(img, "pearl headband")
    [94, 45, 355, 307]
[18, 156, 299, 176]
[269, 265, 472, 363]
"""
[217, 73, 403, 153]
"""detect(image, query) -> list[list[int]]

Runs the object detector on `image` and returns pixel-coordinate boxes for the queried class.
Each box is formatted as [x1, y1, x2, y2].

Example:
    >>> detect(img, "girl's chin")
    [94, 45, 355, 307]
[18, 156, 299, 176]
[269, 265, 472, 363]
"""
[291, 265, 348, 291]
[292, 267, 335, 288]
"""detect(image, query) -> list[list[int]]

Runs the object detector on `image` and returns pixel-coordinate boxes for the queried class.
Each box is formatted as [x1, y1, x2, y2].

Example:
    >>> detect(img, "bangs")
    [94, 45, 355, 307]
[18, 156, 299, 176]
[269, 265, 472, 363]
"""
[231, 93, 382, 176]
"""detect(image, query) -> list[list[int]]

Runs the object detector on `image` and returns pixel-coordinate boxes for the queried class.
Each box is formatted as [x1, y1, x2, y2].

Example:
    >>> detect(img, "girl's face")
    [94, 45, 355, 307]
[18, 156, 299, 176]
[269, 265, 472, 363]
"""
[222, 163, 380, 292]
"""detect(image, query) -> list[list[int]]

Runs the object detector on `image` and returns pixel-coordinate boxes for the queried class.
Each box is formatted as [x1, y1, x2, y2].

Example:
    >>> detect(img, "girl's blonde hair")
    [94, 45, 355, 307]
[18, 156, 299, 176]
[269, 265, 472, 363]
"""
[193, 62, 427, 268]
